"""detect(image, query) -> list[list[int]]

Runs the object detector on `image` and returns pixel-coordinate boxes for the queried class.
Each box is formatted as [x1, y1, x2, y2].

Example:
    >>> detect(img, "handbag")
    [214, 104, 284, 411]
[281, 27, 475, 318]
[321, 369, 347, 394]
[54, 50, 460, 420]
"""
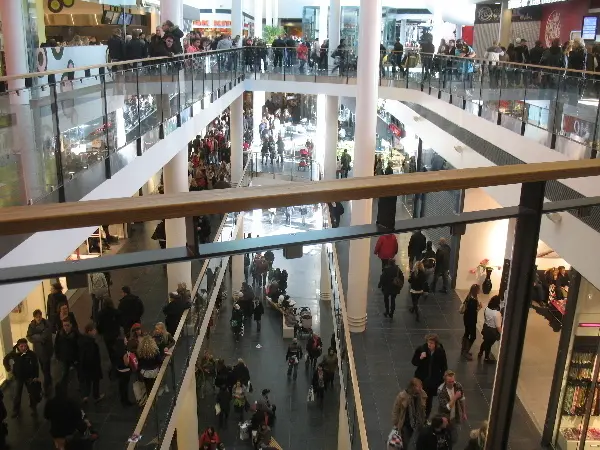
[132, 381, 147, 406]
[459, 299, 467, 314]
[392, 268, 404, 288]
[387, 427, 403, 449]
[307, 386, 315, 402]
[215, 403, 222, 415]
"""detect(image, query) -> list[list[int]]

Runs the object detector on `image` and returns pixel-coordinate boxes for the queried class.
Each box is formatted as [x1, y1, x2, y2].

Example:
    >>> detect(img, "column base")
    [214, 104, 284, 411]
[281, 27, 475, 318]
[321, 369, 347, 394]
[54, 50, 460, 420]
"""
[347, 314, 367, 333]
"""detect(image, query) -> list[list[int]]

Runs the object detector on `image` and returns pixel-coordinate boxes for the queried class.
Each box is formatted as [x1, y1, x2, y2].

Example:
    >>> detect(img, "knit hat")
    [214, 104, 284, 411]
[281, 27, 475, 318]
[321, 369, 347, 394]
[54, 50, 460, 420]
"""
[131, 323, 142, 331]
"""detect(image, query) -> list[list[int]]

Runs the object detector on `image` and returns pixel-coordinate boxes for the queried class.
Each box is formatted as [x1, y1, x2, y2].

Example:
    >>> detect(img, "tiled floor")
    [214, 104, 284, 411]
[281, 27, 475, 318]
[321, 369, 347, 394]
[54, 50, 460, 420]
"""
[196, 211, 339, 450]
[335, 198, 544, 449]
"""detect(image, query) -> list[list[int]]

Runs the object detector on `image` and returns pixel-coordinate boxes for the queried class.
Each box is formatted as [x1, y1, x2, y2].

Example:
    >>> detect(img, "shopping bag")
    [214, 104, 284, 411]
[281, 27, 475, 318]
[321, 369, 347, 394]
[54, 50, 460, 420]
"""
[307, 386, 315, 402]
[387, 427, 403, 449]
[215, 403, 222, 416]
[133, 380, 147, 406]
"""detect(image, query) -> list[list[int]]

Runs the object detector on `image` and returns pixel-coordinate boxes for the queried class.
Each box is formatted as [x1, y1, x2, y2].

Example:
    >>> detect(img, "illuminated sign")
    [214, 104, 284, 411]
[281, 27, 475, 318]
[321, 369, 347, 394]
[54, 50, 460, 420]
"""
[508, 0, 567, 8]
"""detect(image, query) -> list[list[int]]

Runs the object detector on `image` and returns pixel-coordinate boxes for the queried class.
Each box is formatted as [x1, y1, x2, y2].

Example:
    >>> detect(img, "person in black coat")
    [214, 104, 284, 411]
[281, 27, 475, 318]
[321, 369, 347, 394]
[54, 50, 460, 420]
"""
[46, 282, 67, 332]
[125, 29, 148, 61]
[253, 300, 264, 332]
[118, 286, 144, 334]
[433, 238, 451, 294]
[416, 415, 451, 450]
[163, 292, 191, 336]
[328, 202, 344, 228]
[378, 259, 404, 319]
[216, 385, 231, 428]
[462, 284, 481, 361]
[408, 231, 427, 269]
[44, 383, 87, 449]
[54, 320, 80, 390]
[230, 359, 251, 389]
[96, 298, 122, 377]
[305, 334, 323, 368]
[78, 323, 104, 402]
[26, 309, 54, 395]
[162, 20, 184, 55]
[107, 29, 125, 63]
[3, 339, 40, 417]
[412, 334, 448, 417]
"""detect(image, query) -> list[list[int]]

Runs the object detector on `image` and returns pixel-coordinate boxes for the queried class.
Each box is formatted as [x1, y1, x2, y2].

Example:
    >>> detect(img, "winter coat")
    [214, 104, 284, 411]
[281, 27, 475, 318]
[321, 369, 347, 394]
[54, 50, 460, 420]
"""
[96, 306, 121, 340]
[374, 234, 399, 261]
[53, 311, 78, 334]
[379, 264, 404, 296]
[435, 244, 451, 272]
[163, 296, 191, 336]
[231, 363, 251, 386]
[216, 388, 232, 414]
[286, 343, 303, 364]
[78, 335, 103, 379]
[26, 318, 53, 363]
[411, 343, 448, 392]
[44, 395, 85, 439]
[253, 302, 265, 321]
[118, 294, 145, 327]
[463, 295, 480, 328]
[529, 45, 544, 65]
[54, 329, 80, 364]
[46, 292, 67, 322]
[540, 46, 564, 68]
[392, 389, 427, 429]
[408, 232, 426, 258]
[306, 336, 323, 358]
[3, 347, 39, 380]
[437, 381, 466, 424]
[568, 47, 587, 72]
[409, 269, 428, 293]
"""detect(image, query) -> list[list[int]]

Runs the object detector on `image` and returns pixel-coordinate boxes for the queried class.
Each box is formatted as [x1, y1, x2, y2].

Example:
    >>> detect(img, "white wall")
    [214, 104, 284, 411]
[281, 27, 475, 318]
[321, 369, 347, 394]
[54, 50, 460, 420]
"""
[456, 189, 509, 291]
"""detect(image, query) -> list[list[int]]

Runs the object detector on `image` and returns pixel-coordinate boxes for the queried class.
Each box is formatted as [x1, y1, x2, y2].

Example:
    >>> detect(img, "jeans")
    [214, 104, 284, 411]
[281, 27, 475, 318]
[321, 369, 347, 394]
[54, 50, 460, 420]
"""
[91, 294, 103, 324]
[58, 360, 77, 390]
[117, 370, 130, 404]
[287, 363, 299, 379]
[40, 359, 52, 392]
[383, 293, 396, 315]
[80, 376, 100, 400]
[12, 379, 37, 413]
[410, 292, 421, 319]
[273, 52, 283, 68]
[255, 319, 261, 332]
[463, 323, 477, 345]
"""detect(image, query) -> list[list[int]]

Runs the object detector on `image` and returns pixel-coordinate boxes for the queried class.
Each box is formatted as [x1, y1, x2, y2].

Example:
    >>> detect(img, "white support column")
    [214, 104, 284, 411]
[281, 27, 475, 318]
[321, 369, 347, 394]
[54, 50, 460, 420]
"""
[337, 386, 351, 450]
[316, 94, 326, 169]
[499, 0, 512, 47]
[320, 244, 332, 301]
[253, 91, 265, 147]
[255, 0, 264, 38]
[0, 0, 30, 103]
[232, 216, 245, 291]
[324, 95, 339, 181]
[164, 149, 192, 292]
[265, 0, 273, 27]
[175, 371, 199, 450]
[399, 19, 407, 46]
[346, 0, 381, 333]
[232, 0, 244, 38]
[319, 3, 329, 42]
[231, 95, 244, 184]
[273, 0, 279, 27]
[329, 0, 341, 55]
[160, 0, 183, 28]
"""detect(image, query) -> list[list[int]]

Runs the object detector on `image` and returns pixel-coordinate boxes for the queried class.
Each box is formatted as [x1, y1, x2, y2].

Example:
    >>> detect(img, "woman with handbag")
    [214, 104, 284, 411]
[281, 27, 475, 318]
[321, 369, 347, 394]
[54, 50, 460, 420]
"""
[136, 335, 164, 396]
[378, 259, 404, 319]
[478, 296, 502, 363]
[408, 261, 427, 322]
[460, 284, 482, 361]
[232, 381, 248, 421]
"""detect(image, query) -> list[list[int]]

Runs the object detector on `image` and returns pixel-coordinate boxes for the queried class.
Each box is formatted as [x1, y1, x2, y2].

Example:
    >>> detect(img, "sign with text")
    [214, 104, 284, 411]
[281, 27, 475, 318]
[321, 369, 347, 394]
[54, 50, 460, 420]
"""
[509, 0, 568, 8]
[475, 4, 502, 24]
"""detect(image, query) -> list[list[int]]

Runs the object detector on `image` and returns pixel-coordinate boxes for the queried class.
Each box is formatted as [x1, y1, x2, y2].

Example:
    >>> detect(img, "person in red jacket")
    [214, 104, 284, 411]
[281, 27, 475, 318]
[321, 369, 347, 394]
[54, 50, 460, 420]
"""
[199, 426, 223, 450]
[374, 234, 398, 269]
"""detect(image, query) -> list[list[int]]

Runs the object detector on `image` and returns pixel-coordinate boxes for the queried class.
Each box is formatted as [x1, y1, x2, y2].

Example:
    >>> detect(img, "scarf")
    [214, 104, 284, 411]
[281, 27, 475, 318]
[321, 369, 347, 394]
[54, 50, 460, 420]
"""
[407, 391, 425, 430]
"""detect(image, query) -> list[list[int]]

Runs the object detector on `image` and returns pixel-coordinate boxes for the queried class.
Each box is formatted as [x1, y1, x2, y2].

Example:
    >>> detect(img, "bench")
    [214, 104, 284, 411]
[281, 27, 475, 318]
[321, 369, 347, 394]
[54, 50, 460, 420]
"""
[267, 298, 295, 339]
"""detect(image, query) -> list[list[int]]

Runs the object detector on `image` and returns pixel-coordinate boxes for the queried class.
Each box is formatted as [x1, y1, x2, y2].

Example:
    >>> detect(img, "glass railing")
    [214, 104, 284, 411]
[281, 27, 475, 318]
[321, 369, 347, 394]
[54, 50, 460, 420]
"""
[248, 151, 320, 182]
[0, 48, 244, 209]
[322, 204, 369, 450]
[126, 159, 251, 449]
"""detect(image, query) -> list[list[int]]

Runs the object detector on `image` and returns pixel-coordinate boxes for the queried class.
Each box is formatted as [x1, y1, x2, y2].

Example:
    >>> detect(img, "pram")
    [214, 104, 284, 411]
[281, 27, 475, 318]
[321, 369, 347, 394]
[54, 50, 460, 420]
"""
[298, 149, 310, 171]
[294, 306, 313, 339]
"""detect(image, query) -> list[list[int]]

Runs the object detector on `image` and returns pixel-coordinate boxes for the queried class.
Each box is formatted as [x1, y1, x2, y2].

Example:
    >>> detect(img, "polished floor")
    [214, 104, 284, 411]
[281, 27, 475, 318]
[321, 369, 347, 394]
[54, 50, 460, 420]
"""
[335, 199, 544, 449]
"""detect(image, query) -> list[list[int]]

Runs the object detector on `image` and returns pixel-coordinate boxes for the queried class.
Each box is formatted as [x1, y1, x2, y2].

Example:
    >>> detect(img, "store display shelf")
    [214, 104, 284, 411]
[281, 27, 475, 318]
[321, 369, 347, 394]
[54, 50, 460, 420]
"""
[559, 428, 600, 450]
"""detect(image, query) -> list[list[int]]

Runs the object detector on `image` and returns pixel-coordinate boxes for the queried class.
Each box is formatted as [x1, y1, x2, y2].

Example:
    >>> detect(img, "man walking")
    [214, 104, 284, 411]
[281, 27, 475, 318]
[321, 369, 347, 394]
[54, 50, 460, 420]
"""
[26, 310, 53, 395]
[437, 370, 466, 444]
[432, 238, 451, 294]
[3, 339, 41, 418]
[285, 338, 303, 380]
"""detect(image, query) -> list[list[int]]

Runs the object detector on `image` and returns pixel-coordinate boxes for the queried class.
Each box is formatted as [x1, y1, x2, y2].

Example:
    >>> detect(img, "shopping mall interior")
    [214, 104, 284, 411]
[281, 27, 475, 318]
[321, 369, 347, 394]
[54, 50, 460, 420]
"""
[4, 0, 600, 449]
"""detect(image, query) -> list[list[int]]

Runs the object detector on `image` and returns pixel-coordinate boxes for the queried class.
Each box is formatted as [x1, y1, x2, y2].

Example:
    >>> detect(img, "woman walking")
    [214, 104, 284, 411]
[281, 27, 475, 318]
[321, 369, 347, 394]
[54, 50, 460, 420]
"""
[137, 335, 163, 396]
[478, 296, 502, 363]
[408, 261, 428, 322]
[461, 284, 481, 360]
[392, 378, 427, 446]
[378, 259, 404, 319]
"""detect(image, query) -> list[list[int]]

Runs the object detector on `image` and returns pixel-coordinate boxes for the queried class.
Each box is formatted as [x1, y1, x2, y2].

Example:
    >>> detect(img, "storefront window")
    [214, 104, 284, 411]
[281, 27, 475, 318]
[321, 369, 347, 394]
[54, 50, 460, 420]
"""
[341, 7, 359, 51]
[555, 278, 600, 448]
[302, 7, 319, 41]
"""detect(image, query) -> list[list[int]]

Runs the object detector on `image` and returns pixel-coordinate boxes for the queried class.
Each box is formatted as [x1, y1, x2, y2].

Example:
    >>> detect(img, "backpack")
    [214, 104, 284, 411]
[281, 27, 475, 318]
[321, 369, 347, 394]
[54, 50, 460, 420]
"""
[423, 257, 436, 270]
[340, 153, 350, 168]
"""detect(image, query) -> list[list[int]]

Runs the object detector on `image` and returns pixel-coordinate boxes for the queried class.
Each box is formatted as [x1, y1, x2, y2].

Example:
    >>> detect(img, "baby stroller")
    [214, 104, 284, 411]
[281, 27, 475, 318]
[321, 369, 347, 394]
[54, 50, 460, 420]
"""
[295, 306, 313, 339]
[298, 148, 310, 171]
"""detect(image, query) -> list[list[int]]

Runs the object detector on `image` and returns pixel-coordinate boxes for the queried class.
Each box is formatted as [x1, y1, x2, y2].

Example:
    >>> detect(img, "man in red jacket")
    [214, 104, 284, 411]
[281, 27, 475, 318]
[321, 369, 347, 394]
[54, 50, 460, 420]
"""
[374, 234, 398, 269]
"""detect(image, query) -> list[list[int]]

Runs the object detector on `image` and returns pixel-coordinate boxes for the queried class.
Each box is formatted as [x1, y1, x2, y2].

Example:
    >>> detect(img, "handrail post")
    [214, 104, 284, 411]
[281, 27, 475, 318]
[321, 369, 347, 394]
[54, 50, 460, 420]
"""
[99, 67, 112, 180]
[48, 74, 66, 203]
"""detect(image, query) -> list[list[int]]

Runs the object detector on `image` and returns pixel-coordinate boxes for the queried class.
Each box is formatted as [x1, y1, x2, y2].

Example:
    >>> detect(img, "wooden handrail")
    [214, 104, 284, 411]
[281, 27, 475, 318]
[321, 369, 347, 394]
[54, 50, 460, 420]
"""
[1, 159, 600, 236]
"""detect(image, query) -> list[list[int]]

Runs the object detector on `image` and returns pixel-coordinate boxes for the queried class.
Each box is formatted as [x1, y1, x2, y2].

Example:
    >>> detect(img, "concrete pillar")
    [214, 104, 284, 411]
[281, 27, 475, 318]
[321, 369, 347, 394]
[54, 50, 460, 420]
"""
[320, 244, 332, 301]
[337, 385, 351, 450]
[265, 0, 273, 27]
[329, 0, 341, 57]
[255, 0, 264, 38]
[499, 0, 512, 48]
[253, 91, 266, 147]
[346, 0, 381, 333]
[160, 0, 183, 28]
[231, 95, 244, 184]
[232, 216, 245, 292]
[324, 95, 339, 181]
[455, 25, 463, 40]
[175, 371, 199, 449]
[0, 0, 30, 102]
[232, 0, 244, 39]
[273, 0, 279, 27]
[316, 95, 326, 169]
[319, 4, 329, 42]
[163, 149, 192, 292]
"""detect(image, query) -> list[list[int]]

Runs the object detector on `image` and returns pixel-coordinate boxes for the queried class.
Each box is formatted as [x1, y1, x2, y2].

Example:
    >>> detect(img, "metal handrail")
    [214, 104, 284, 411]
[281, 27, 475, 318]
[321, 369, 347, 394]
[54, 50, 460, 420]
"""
[125, 158, 251, 448]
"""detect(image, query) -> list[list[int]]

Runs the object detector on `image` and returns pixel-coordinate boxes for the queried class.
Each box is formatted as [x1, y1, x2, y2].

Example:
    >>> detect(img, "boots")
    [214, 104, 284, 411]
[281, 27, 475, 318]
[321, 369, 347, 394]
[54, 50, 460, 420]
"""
[461, 337, 473, 360]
